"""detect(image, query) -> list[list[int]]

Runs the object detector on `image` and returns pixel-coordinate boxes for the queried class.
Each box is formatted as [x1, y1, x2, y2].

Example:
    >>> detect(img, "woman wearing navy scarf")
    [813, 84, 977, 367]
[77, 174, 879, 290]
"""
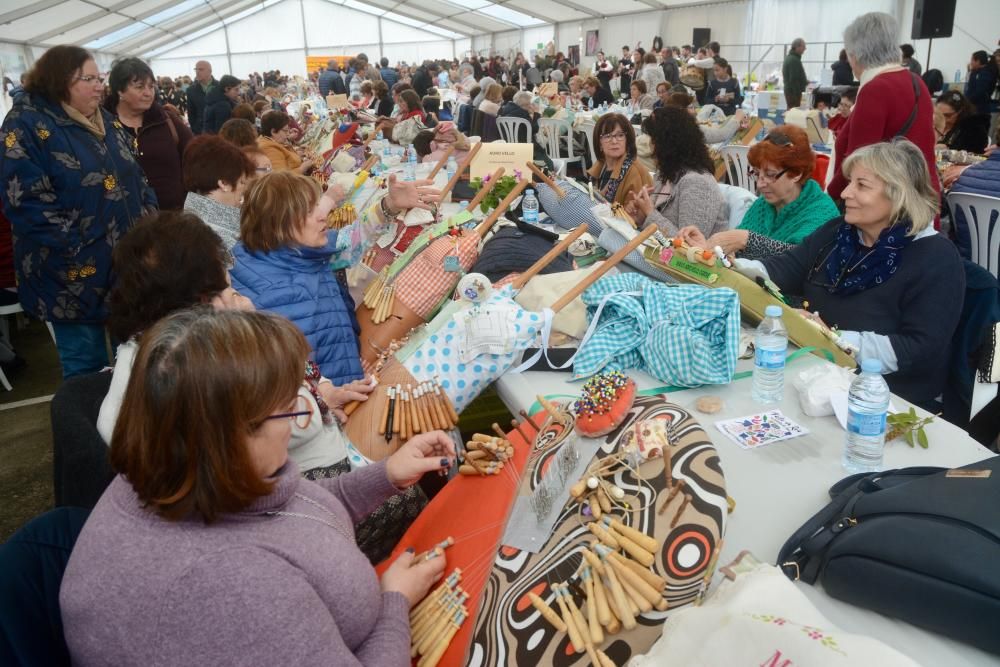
[735, 139, 964, 410]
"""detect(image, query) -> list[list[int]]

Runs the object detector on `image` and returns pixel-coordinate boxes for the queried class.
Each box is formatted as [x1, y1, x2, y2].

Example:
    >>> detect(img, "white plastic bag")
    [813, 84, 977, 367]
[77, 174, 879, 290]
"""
[792, 363, 855, 417]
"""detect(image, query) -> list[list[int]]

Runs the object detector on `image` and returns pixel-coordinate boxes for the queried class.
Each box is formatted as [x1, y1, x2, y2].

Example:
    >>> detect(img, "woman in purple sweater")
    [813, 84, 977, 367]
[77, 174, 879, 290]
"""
[60, 308, 453, 666]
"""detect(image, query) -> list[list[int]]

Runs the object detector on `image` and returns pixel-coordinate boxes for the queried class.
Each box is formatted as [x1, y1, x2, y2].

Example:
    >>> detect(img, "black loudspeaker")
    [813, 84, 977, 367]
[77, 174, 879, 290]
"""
[911, 0, 956, 39]
[692, 28, 711, 49]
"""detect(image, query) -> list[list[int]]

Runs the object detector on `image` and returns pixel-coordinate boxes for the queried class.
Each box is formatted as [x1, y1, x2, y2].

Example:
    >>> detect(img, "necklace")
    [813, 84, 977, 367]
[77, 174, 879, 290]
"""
[265, 492, 354, 543]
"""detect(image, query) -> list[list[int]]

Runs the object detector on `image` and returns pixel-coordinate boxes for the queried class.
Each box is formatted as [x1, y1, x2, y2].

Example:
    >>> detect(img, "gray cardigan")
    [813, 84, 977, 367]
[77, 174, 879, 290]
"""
[643, 170, 729, 237]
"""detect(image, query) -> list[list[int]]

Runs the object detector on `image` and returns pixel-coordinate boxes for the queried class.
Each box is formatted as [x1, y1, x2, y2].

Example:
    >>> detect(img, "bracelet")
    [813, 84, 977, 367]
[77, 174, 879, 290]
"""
[380, 195, 400, 219]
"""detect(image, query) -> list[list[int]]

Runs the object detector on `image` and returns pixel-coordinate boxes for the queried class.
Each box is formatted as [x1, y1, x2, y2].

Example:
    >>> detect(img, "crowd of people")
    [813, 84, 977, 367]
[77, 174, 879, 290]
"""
[0, 9, 998, 664]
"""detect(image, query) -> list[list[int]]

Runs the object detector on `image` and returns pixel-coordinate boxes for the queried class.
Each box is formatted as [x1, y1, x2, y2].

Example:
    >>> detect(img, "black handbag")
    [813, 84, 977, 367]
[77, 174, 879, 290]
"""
[777, 456, 1000, 655]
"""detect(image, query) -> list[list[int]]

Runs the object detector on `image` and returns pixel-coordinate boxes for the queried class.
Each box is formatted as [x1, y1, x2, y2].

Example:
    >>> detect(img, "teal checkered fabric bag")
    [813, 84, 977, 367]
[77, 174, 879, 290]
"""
[573, 273, 741, 386]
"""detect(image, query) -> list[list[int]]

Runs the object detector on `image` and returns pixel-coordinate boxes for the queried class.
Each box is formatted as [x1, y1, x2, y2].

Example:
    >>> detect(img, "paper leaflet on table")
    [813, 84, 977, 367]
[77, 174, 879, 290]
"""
[714, 410, 809, 450]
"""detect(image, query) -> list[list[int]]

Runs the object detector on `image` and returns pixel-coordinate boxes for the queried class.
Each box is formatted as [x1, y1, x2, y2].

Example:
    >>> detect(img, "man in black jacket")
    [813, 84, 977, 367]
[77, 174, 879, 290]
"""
[202, 74, 240, 134]
[411, 62, 437, 98]
[318, 60, 347, 97]
[187, 60, 216, 134]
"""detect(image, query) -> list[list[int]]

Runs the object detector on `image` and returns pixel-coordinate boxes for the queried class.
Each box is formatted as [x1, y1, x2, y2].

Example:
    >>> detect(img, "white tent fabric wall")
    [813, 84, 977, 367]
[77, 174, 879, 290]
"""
[897, 0, 1000, 84]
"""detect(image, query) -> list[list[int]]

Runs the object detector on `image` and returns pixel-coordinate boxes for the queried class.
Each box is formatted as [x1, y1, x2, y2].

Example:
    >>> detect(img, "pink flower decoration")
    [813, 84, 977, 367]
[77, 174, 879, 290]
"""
[514, 169, 523, 180]
[483, 173, 491, 184]
[660, 248, 674, 262]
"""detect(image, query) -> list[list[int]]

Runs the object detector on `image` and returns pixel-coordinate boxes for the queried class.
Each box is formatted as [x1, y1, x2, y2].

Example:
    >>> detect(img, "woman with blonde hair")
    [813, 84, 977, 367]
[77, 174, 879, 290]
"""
[735, 139, 964, 408]
[478, 83, 503, 116]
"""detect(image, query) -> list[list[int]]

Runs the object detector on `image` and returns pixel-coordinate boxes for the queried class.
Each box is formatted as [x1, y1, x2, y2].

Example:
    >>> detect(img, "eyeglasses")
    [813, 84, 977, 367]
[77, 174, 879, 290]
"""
[75, 75, 105, 85]
[749, 167, 789, 183]
[264, 396, 312, 429]
[763, 132, 793, 147]
[600, 132, 627, 143]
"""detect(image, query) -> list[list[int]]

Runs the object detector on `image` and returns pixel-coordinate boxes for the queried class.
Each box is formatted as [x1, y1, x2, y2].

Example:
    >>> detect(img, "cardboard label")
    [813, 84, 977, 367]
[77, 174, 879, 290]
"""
[669, 255, 719, 284]
[326, 94, 349, 109]
[469, 142, 534, 180]
[945, 469, 992, 479]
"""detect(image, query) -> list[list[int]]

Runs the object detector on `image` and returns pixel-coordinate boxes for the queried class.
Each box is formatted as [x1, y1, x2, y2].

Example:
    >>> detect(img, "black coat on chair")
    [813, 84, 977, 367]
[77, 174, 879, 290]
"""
[51, 371, 115, 509]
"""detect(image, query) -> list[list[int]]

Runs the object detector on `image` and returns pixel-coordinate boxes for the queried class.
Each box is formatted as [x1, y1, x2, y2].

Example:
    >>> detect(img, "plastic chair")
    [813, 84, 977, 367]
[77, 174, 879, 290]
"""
[720, 144, 756, 194]
[496, 116, 532, 144]
[480, 113, 500, 143]
[0, 302, 24, 391]
[946, 192, 1000, 280]
[812, 154, 830, 192]
[537, 118, 582, 173]
[579, 121, 598, 166]
[51, 371, 116, 509]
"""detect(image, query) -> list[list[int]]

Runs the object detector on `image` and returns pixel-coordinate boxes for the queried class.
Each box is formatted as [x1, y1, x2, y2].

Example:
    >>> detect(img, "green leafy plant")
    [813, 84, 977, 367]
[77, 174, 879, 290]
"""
[886, 407, 933, 448]
[469, 172, 522, 214]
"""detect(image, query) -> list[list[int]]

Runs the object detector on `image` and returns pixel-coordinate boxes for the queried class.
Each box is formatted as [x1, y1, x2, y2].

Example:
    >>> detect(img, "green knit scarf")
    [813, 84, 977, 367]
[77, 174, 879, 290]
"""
[737, 178, 840, 244]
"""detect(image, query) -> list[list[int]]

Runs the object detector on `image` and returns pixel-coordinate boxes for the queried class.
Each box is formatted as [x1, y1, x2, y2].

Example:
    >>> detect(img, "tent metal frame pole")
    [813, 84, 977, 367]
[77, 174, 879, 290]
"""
[378, 17, 384, 63]
[223, 22, 233, 74]
[299, 0, 310, 58]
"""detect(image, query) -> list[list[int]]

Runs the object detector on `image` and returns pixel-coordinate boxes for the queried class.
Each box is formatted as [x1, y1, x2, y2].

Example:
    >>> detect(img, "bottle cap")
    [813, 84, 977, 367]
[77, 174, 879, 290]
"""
[526, 189, 535, 195]
[861, 358, 883, 374]
[764, 305, 782, 318]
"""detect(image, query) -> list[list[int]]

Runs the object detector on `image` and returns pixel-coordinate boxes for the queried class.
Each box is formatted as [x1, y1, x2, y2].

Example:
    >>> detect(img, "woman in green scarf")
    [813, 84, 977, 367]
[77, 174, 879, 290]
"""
[680, 126, 840, 260]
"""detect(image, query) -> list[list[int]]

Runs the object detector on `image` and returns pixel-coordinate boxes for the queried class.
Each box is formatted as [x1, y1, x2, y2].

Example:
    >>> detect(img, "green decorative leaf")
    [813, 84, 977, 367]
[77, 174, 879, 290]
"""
[904, 430, 915, 447]
[917, 428, 929, 449]
[909, 406, 916, 417]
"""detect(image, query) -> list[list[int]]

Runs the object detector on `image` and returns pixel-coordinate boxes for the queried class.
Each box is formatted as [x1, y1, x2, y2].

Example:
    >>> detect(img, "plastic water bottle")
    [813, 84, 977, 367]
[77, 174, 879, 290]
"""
[382, 140, 390, 159]
[445, 156, 457, 182]
[376, 128, 383, 142]
[843, 359, 891, 473]
[522, 189, 539, 223]
[751, 305, 788, 404]
[404, 143, 417, 181]
[954, 69, 962, 83]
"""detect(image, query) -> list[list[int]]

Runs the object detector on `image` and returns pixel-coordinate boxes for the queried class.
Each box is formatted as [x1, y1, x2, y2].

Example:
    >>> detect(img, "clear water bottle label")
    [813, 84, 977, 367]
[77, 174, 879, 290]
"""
[754, 347, 785, 370]
[847, 409, 886, 437]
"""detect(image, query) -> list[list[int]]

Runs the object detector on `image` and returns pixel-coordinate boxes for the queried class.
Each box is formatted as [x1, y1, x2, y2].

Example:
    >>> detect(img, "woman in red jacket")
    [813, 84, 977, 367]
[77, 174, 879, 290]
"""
[828, 12, 940, 208]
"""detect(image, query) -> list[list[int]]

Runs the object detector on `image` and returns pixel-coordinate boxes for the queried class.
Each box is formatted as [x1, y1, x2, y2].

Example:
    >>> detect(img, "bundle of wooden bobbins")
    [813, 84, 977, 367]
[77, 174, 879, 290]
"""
[326, 202, 356, 229]
[529, 535, 670, 666]
[361, 268, 396, 325]
[376, 379, 460, 443]
[458, 431, 514, 477]
[409, 567, 467, 667]
[569, 453, 633, 521]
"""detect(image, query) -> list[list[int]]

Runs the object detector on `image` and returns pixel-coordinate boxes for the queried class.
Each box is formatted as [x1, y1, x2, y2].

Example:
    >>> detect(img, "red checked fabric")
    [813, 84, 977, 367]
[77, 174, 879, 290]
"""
[394, 234, 479, 319]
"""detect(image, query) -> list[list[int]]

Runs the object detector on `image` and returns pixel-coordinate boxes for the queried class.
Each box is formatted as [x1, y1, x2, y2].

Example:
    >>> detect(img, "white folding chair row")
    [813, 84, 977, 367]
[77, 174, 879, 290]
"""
[537, 117, 582, 172]
[496, 116, 532, 144]
[719, 144, 756, 194]
[946, 191, 1000, 280]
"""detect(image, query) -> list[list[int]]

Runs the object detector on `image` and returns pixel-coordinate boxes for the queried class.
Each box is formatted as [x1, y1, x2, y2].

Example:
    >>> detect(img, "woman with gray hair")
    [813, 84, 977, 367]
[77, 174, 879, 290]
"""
[827, 12, 940, 203]
[736, 139, 964, 409]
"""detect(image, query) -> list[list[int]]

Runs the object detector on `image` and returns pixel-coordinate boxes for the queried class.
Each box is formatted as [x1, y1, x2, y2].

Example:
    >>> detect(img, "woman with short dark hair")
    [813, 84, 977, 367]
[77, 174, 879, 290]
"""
[587, 113, 652, 206]
[0, 45, 156, 378]
[257, 110, 313, 173]
[62, 307, 454, 664]
[372, 79, 392, 117]
[219, 118, 257, 147]
[626, 106, 728, 236]
[107, 56, 193, 210]
[182, 135, 256, 252]
[831, 49, 854, 86]
[934, 89, 989, 153]
[203, 73, 241, 134]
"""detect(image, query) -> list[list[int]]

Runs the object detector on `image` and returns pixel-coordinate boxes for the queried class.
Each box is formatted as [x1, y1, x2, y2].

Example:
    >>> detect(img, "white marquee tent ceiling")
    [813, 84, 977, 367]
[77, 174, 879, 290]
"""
[0, 0, 719, 58]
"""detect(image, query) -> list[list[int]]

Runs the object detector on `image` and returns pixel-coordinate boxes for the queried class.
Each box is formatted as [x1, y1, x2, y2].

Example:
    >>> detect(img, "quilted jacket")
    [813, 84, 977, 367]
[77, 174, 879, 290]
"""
[229, 232, 364, 385]
[0, 93, 157, 323]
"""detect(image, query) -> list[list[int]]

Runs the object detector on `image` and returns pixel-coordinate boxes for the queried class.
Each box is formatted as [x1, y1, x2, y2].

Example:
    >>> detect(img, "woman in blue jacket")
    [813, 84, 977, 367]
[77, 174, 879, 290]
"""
[0, 45, 157, 378]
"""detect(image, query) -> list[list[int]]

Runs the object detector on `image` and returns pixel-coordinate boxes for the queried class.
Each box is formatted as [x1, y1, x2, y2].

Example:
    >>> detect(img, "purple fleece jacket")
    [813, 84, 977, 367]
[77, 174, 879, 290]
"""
[59, 460, 411, 666]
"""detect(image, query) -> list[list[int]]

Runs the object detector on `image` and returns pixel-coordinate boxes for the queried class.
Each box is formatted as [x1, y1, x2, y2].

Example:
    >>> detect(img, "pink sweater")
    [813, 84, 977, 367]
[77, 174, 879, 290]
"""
[60, 461, 410, 666]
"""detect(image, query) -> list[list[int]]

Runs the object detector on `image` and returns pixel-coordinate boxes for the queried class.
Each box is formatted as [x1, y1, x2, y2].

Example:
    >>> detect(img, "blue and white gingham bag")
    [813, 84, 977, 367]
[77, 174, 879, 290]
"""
[535, 180, 603, 235]
[573, 272, 740, 387]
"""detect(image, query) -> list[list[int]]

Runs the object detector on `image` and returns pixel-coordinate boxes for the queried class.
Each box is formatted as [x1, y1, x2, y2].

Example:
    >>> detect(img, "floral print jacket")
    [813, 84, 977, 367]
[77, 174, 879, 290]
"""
[0, 93, 156, 323]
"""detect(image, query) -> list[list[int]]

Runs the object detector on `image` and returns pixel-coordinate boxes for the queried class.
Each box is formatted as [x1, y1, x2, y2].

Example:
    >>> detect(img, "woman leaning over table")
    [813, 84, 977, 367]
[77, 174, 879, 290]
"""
[0, 45, 157, 378]
[735, 140, 964, 410]
[626, 106, 728, 237]
[61, 307, 452, 666]
[587, 113, 653, 207]
[257, 110, 313, 174]
[680, 126, 840, 260]
[934, 89, 989, 154]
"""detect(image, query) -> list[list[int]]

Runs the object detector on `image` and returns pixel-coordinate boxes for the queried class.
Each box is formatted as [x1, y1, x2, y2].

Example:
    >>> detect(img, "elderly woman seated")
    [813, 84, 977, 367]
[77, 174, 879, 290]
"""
[62, 306, 454, 664]
[629, 80, 656, 112]
[587, 113, 653, 207]
[257, 110, 313, 174]
[499, 89, 541, 139]
[735, 140, 964, 410]
[549, 68, 570, 94]
[680, 126, 840, 260]
[627, 106, 729, 237]
[478, 83, 503, 116]
[583, 75, 614, 108]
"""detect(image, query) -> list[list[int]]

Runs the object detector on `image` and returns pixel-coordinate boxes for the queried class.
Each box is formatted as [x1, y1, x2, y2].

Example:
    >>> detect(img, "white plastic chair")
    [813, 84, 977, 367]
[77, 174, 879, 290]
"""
[946, 192, 1000, 280]
[719, 144, 756, 194]
[537, 118, 582, 173]
[579, 121, 598, 166]
[496, 116, 532, 144]
[0, 302, 24, 391]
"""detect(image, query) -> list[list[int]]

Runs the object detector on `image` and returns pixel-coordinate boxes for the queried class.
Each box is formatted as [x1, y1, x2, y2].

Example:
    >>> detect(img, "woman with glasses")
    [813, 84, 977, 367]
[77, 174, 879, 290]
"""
[0, 45, 157, 379]
[626, 106, 728, 237]
[735, 140, 964, 409]
[64, 307, 453, 665]
[182, 135, 256, 255]
[934, 89, 989, 153]
[97, 210, 427, 563]
[587, 113, 652, 207]
[107, 57, 193, 211]
[680, 126, 840, 260]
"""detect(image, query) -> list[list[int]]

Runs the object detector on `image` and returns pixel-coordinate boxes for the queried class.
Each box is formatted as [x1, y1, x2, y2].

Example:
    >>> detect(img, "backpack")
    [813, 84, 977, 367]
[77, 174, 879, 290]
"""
[777, 458, 1000, 655]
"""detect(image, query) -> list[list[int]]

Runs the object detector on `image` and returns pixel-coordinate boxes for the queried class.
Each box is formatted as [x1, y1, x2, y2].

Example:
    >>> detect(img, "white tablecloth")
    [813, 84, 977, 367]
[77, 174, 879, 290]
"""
[494, 354, 996, 666]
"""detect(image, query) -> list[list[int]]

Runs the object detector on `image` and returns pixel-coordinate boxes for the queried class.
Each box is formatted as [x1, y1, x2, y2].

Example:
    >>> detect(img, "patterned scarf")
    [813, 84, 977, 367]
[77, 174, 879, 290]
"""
[821, 220, 914, 296]
[303, 360, 335, 426]
[598, 155, 635, 203]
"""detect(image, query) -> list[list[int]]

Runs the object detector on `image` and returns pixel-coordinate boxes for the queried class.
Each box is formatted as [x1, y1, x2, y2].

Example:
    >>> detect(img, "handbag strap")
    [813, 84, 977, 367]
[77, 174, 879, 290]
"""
[893, 72, 921, 138]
